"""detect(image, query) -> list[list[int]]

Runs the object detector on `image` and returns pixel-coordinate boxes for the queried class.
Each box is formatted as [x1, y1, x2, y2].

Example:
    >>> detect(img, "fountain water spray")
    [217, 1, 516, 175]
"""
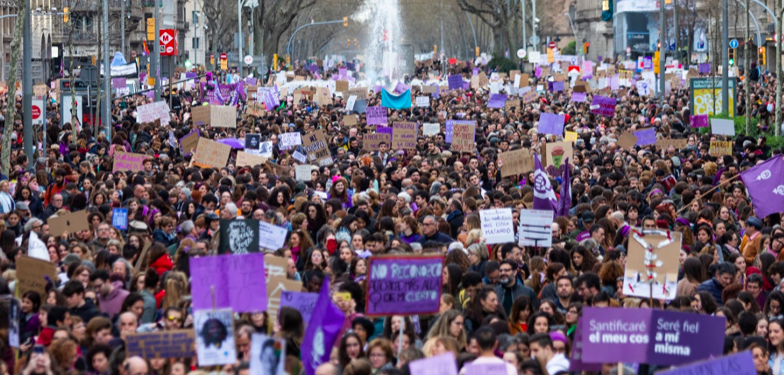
[352, 0, 403, 86]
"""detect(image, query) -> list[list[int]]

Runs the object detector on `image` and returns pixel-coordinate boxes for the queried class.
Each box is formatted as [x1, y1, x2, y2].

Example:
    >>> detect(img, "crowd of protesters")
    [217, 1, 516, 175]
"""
[0, 54, 779, 375]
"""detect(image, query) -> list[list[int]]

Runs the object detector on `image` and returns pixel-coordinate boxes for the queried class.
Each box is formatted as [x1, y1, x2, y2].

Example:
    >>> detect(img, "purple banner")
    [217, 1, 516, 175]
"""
[185, 72, 197, 79]
[571, 92, 587, 103]
[535, 67, 542, 78]
[634, 127, 657, 146]
[656, 351, 754, 375]
[111, 77, 126, 89]
[366, 106, 388, 126]
[280, 291, 318, 323]
[244, 77, 257, 86]
[447, 74, 463, 91]
[591, 95, 616, 117]
[445, 120, 476, 143]
[189, 253, 267, 313]
[487, 93, 507, 108]
[365, 255, 443, 317]
[690, 114, 709, 128]
[580, 308, 725, 366]
[538, 113, 565, 135]
[260, 85, 280, 110]
[569, 320, 602, 371]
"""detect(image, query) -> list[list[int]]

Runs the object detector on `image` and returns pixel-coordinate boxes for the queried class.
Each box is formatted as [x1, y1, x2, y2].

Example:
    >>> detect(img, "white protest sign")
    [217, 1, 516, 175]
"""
[518, 209, 553, 248]
[258, 221, 287, 251]
[422, 123, 440, 136]
[279, 132, 302, 150]
[711, 118, 736, 136]
[137, 101, 171, 125]
[479, 208, 514, 244]
[416, 96, 430, 107]
[295, 165, 312, 181]
[346, 95, 357, 112]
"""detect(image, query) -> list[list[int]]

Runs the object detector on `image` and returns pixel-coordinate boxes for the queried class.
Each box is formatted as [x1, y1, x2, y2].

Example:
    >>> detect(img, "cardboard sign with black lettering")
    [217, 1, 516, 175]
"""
[192, 138, 232, 169]
[48, 210, 90, 237]
[499, 148, 534, 177]
[16, 256, 57, 298]
[302, 130, 333, 166]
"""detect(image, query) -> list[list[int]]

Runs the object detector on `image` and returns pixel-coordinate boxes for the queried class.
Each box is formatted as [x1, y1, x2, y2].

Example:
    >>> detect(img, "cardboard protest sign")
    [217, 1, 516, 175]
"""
[335, 80, 349, 93]
[179, 130, 200, 156]
[709, 141, 732, 156]
[343, 114, 358, 126]
[113, 151, 148, 172]
[190, 253, 267, 312]
[616, 132, 638, 149]
[591, 95, 616, 117]
[505, 99, 521, 111]
[191, 105, 210, 126]
[266, 276, 302, 328]
[48, 210, 90, 237]
[415, 96, 430, 107]
[499, 148, 534, 177]
[422, 123, 440, 136]
[235, 151, 267, 168]
[444, 120, 475, 143]
[279, 132, 302, 150]
[211, 105, 237, 128]
[365, 255, 443, 317]
[137, 101, 170, 125]
[580, 307, 725, 366]
[363, 131, 391, 151]
[218, 219, 260, 255]
[520, 87, 538, 103]
[295, 165, 312, 182]
[33, 84, 48, 96]
[391, 122, 417, 150]
[538, 113, 565, 135]
[542, 141, 573, 175]
[634, 128, 657, 146]
[711, 118, 736, 136]
[16, 256, 57, 298]
[314, 87, 332, 106]
[192, 138, 231, 169]
[194, 309, 236, 366]
[280, 291, 318, 323]
[622, 230, 681, 300]
[479, 208, 514, 244]
[656, 351, 754, 375]
[409, 353, 458, 375]
[518, 209, 553, 247]
[302, 130, 333, 166]
[125, 330, 196, 359]
[656, 138, 688, 150]
[347, 87, 367, 98]
[450, 123, 475, 153]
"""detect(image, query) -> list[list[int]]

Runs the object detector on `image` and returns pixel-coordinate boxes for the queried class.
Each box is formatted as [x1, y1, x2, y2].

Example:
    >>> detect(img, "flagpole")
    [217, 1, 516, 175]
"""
[674, 173, 742, 215]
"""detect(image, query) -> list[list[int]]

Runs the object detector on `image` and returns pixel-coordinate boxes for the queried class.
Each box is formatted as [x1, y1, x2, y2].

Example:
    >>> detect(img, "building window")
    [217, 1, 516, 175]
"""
[75, 16, 93, 33]
[192, 37, 198, 49]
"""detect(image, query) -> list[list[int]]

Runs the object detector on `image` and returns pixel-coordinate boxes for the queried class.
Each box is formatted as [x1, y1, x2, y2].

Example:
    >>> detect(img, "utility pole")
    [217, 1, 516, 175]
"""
[153, 0, 160, 101]
[237, 0, 243, 76]
[746, 0, 751, 132]
[22, 0, 32, 161]
[103, 0, 110, 136]
[532, 0, 537, 52]
[121, 0, 125, 57]
[659, 0, 665, 103]
[722, 0, 729, 115]
[674, 0, 678, 61]
[777, 0, 782, 136]
[521, 0, 525, 52]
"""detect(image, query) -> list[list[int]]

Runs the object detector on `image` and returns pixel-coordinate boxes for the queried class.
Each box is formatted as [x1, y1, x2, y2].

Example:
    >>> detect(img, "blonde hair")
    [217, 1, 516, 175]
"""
[162, 271, 189, 310]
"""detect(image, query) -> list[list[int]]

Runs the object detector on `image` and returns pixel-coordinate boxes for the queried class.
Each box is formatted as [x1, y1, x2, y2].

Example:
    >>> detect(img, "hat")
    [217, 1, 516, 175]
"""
[129, 220, 148, 232]
[581, 211, 595, 222]
[205, 212, 219, 224]
[746, 217, 763, 230]
[550, 331, 568, 345]
[15, 202, 28, 211]
[180, 187, 191, 199]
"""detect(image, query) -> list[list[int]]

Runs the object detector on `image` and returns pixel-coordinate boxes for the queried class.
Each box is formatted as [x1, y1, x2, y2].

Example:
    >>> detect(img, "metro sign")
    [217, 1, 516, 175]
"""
[159, 29, 178, 56]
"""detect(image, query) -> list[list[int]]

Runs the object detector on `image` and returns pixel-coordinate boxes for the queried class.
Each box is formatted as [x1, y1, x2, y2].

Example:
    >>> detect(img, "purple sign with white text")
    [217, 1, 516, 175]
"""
[591, 95, 616, 117]
[365, 255, 443, 317]
[580, 307, 725, 366]
[366, 106, 388, 126]
[448, 75, 463, 91]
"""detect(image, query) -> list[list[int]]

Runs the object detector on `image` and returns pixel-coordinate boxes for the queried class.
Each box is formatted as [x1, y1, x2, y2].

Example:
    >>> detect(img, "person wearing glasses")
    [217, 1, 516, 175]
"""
[417, 215, 452, 245]
[137, 307, 183, 333]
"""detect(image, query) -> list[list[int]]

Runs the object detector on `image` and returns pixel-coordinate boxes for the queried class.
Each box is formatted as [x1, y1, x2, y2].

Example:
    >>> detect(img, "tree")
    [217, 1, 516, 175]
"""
[1, 0, 25, 175]
[457, 0, 520, 54]
[199, 0, 238, 67]
[251, 0, 316, 70]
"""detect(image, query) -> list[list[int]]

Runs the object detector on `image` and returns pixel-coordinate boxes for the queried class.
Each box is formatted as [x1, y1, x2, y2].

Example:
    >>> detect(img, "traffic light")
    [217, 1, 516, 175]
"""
[729, 48, 735, 65]
[475, 46, 480, 57]
[347, 39, 350, 47]
[434, 45, 437, 54]
[63, 7, 69, 22]
[354, 38, 358, 46]
[343, 17, 348, 27]
[759, 47, 766, 64]
[583, 42, 589, 54]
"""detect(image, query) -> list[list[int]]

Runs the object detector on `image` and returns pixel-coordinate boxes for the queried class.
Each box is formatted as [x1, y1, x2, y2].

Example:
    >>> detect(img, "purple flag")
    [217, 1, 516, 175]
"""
[309, 63, 319, 73]
[533, 153, 557, 215]
[487, 93, 507, 108]
[740, 155, 784, 218]
[556, 158, 571, 217]
[301, 278, 345, 375]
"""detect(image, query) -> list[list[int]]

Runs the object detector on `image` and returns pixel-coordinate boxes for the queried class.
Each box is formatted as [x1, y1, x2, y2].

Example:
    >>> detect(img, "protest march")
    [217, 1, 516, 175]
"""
[2, 40, 784, 375]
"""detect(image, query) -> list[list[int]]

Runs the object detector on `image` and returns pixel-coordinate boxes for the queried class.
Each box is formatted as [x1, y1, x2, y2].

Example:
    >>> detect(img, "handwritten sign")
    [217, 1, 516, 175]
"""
[709, 141, 732, 156]
[48, 210, 89, 237]
[591, 95, 616, 117]
[505, 99, 521, 111]
[422, 123, 440, 136]
[520, 87, 538, 103]
[365, 255, 443, 317]
[16, 256, 57, 298]
[218, 219, 260, 255]
[211, 105, 237, 128]
[113, 151, 148, 172]
[193, 138, 231, 169]
[366, 105, 388, 125]
[190, 252, 267, 312]
[656, 138, 688, 150]
[634, 128, 657, 146]
[499, 148, 534, 177]
[518, 209, 554, 247]
[280, 291, 318, 324]
[125, 330, 196, 359]
[450, 123, 475, 153]
[479, 208, 514, 244]
[266, 276, 302, 329]
[302, 130, 333, 166]
[137, 101, 170, 125]
[363, 131, 391, 151]
[259, 221, 288, 252]
[279, 132, 302, 150]
[235, 151, 267, 167]
[295, 165, 312, 182]
[391, 122, 417, 150]
[179, 130, 200, 156]
[416, 96, 430, 107]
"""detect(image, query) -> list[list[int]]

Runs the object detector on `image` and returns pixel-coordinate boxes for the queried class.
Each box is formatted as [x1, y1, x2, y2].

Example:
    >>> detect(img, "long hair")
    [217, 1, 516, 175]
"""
[426, 309, 467, 349]
[162, 271, 188, 311]
[338, 332, 365, 369]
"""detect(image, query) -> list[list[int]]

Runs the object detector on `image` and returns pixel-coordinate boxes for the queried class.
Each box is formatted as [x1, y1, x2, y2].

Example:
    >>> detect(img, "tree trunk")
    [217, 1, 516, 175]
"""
[1, 0, 26, 175]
